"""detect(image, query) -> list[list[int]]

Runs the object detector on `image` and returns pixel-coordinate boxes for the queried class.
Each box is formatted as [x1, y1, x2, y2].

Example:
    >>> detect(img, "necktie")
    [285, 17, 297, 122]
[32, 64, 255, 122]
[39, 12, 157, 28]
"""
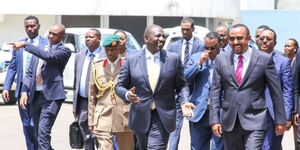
[184, 42, 190, 66]
[36, 44, 50, 87]
[85, 53, 95, 96]
[149, 55, 158, 110]
[235, 55, 243, 85]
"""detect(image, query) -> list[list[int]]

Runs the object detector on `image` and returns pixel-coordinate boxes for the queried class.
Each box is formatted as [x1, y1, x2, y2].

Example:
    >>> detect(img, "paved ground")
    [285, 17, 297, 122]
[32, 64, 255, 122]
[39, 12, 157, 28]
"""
[0, 100, 295, 150]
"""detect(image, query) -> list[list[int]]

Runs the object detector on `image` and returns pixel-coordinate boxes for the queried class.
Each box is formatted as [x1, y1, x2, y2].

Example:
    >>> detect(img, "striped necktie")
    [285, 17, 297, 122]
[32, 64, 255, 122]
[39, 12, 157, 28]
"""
[184, 41, 190, 66]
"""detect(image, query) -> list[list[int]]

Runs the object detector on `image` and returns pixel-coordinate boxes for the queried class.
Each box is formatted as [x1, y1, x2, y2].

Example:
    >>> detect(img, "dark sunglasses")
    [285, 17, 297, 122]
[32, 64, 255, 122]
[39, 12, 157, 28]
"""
[229, 36, 245, 41]
[204, 44, 219, 50]
[219, 34, 227, 37]
[259, 36, 274, 41]
[255, 35, 260, 38]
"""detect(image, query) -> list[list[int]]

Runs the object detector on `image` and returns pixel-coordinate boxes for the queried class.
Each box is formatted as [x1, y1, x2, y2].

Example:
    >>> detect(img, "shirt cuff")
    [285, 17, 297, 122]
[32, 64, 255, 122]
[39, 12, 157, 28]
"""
[125, 91, 130, 101]
[21, 92, 27, 95]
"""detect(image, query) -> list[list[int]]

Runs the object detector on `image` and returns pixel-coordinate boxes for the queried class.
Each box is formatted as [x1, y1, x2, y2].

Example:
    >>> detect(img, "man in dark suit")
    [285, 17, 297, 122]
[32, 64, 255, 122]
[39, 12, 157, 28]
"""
[294, 42, 300, 150]
[184, 31, 224, 150]
[10, 24, 71, 150]
[115, 24, 195, 150]
[215, 25, 232, 52]
[167, 17, 204, 150]
[209, 24, 287, 150]
[2, 15, 47, 150]
[73, 29, 103, 150]
[257, 28, 293, 150]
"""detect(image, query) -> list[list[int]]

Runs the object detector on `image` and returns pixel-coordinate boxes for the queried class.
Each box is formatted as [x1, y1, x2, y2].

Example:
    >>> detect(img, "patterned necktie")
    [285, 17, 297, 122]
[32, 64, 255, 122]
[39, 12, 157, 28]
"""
[36, 44, 50, 87]
[85, 53, 95, 96]
[184, 41, 190, 66]
[149, 55, 158, 110]
[235, 55, 243, 85]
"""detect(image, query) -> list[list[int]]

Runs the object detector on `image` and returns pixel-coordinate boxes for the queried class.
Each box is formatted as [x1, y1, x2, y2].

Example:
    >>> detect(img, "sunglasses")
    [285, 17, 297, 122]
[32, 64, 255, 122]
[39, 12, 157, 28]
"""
[204, 44, 219, 50]
[255, 35, 260, 38]
[229, 36, 245, 41]
[219, 34, 227, 37]
[259, 36, 274, 41]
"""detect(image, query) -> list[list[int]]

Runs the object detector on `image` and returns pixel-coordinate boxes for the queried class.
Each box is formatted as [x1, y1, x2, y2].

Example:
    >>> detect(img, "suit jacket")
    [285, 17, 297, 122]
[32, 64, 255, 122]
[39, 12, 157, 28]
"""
[294, 50, 300, 113]
[72, 48, 104, 112]
[21, 43, 71, 103]
[115, 49, 189, 134]
[167, 37, 204, 60]
[184, 52, 212, 122]
[209, 48, 287, 132]
[3, 36, 48, 98]
[88, 58, 132, 132]
[265, 53, 293, 121]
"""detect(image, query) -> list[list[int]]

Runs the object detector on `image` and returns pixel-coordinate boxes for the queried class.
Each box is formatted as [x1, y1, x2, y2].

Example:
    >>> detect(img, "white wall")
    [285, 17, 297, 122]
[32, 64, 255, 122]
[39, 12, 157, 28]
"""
[0, 15, 56, 46]
[240, 0, 275, 10]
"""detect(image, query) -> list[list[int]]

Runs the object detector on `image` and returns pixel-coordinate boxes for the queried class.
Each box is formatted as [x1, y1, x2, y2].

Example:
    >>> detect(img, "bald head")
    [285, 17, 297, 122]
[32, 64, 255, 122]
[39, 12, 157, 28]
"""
[48, 24, 66, 45]
[144, 24, 165, 54]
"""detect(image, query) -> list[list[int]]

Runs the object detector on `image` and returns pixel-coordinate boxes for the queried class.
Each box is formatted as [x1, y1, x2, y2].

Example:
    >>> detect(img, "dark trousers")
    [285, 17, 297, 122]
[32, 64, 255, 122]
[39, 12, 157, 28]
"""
[223, 118, 265, 150]
[168, 100, 183, 150]
[77, 97, 95, 150]
[18, 97, 38, 150]
[189, 109, 224, 150]
[135, 110, 170, 150]
[262, 112, 283, 150]
[30, 92, 62, 150]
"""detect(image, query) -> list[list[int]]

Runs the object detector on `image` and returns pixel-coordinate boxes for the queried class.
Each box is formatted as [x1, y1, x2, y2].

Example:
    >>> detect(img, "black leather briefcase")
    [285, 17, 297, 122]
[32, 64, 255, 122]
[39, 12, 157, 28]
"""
[69, 121, 84, 149]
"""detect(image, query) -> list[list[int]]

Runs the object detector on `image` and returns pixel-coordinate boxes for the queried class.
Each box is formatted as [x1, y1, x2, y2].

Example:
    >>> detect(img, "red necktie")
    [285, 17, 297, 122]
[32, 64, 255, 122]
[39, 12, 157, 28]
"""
[235, 55, 243, 85]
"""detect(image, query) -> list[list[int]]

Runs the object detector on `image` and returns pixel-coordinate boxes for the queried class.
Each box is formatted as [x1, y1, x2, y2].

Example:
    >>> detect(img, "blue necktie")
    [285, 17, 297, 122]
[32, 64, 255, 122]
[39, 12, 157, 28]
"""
[184, 42, 190, 67]
[85, 53, 95, 96]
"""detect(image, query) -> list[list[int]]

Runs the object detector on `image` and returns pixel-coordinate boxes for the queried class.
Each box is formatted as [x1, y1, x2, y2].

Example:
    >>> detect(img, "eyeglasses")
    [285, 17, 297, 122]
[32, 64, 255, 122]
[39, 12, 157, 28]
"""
[255, 35, 260, 38]
[204, 44, 219, 50]
[259, 36, 274, 41]
[229, 36, 245, 42]
[219, 34, 227, 37]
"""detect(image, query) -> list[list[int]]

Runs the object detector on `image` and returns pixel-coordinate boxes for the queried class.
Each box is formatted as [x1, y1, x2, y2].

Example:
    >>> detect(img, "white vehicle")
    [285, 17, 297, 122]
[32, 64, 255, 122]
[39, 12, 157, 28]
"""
[0, 28, 141, 104]
[163, 25, 210, 50]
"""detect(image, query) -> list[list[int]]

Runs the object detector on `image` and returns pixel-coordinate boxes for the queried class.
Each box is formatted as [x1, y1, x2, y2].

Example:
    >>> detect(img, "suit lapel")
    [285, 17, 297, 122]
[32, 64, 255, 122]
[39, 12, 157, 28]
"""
[240, 49, 259, 87]
[191, 38, 198, 54]
[228, 51, 239, 86]
[138, 50, 151, 90]
[155, 50, 167, 93]
[77, 50, 87, 82]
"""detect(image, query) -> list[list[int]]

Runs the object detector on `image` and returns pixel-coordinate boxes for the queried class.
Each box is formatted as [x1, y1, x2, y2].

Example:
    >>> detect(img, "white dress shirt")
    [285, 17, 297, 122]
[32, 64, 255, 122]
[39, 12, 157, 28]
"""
[233, 47, 252, 78]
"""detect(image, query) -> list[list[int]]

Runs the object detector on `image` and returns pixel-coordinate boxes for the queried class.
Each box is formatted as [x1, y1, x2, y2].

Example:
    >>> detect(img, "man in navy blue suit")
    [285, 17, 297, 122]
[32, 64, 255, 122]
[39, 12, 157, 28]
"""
[257, 28, 294, 150]
[167, 17, 204, 150]
[184, 32, 224, 150]
[10, 24, 71, 150]
[2, 15, 48, 150]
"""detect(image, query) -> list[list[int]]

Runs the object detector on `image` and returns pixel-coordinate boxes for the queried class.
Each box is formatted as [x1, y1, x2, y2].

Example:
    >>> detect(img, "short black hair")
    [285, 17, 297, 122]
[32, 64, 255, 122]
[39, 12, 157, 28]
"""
[256, 25, 270, 30]
[288, 38, 299, 50]
[114, 30, 127, 40]
[89, 28, 101, 39]
[205, 32, 222, 44]
[181, 17, 194, 28]
[261, 28, 277, 41]
[230, 24, 250, 36]
[24, 15, 39, 25]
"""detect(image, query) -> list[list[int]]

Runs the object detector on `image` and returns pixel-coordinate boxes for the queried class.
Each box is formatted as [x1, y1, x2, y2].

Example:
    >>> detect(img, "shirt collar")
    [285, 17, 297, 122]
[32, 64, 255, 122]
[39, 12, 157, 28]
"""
[183, 36, 194, 45]
[107, 57, 120, 66]
[87, 46, 101, 57]
[145, 48, 160, 59]
[234, 46, 252, 61]
[27, 36, 40, 43]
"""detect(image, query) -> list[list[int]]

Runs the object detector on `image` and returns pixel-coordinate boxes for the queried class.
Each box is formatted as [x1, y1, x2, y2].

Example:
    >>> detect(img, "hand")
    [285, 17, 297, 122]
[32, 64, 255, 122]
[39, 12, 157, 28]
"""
[198, 50, 209, 66]
[211, 123, 222, 137]
[73, 110, 77, 119]
[127, 87, 140, 103]
[88, 126, 94, 132]
[2, 90, 10, 103]
[19, 94, 28, 110]
[7, 42, 26, 50]
[275, 124, 286, 136]
[294, 113, 299, 126]
[285, 121, 292, 131]
[181, 102, 196, 118]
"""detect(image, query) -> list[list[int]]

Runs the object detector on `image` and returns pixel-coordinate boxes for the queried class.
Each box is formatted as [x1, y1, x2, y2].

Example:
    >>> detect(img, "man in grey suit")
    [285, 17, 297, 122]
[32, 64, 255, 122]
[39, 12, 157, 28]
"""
[115, 24, 195, 150]
[73, 29, 103, 150]
[10, 24, 72, 150]
[209, 24, 287, 150]
[167, 17, 204, 150]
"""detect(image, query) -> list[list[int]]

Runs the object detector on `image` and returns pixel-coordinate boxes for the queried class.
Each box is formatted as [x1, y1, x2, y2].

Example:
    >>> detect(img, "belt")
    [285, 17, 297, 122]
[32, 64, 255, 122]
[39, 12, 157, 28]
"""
[35, 91, 43, 95]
